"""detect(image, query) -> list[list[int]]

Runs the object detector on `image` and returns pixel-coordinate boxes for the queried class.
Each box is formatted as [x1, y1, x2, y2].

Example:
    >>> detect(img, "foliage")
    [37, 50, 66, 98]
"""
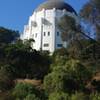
[51, 48, 69, 69]
[0, 65, 14, 91]
[80, 0, 100, 40]
[44, 59, 92, 94]
[0, 91, 15, 100]
[24, 94, 40, 100]
[91, 79, 100, 92]
[12, 83, 41, 100]
[53, 48, 69, 59]
[0, 39, 51, 79]
[58, 15, 77, 42]
[0, 11, 99, 99]
[71, 92, 89, 100]
[58, 14, 99, 61]
[90, 93, 100, 100]
[58, 14, 100, 70]
[0, 27, 19, 44]
[79, 0, 100, 72]
[49, 92, 70, 100]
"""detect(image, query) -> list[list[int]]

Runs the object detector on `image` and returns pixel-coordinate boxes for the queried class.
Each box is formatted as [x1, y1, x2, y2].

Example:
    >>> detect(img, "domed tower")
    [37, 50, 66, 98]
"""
[22, 0, 78, 53]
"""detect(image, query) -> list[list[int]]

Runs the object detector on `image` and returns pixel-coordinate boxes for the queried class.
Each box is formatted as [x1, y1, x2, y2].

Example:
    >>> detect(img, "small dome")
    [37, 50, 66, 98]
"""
[35, 0, 77, 14]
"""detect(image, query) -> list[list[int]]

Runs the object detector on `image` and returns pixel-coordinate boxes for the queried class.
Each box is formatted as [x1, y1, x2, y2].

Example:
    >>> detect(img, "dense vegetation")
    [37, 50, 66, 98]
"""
[0, 0, 100, 99]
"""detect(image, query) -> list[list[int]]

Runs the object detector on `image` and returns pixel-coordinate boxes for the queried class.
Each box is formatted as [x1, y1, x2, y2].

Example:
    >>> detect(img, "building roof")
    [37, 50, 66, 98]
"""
[35, 0, 77, 14]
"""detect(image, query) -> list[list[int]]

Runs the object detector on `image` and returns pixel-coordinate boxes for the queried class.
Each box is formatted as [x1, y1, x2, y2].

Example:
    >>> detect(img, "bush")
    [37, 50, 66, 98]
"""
[43, 59, 92, 94]
[49, 92, 70, 100]
[12, 83, 40, 100]
[0, 91, 14, 100]
[90, 93, 100, 100]
[0, 65, 13, 91]
[91, 80, 100, 92]
[24, 94, 40, 100]
[3, 43, 51, 79]
[71, 92, 89, 100]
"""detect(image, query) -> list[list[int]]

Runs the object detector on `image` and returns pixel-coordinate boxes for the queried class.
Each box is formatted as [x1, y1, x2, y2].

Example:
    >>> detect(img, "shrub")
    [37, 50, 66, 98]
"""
[49, 92, 70, 100]
[0, 65, 13, 91]
[71, 92, 89, 100]
[24, 94, 40, 100]
[90, 93, 100, 100]
[43, 59, 92, 94]
[12, 83, 40, 100]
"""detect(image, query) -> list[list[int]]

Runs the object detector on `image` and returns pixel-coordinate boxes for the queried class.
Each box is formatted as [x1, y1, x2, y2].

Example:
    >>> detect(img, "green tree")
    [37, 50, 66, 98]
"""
[12, 83, 40, 100]
[58, 15, 77, 42]
[71, 92, 89, 100]
[0, 27, 19, 44]
[80, 0, 100, 40]
[0, 65, 13, 91]
[58, 15, 99, 60]
[90, 93, 100, 100]
[24, 94, 40, 100]
[0, 39, 51, 79]
[44, 59, 92, 94]
[49, 92, 70, 100]
[58, 14, 100, 68]
[58, 15, 96, 43]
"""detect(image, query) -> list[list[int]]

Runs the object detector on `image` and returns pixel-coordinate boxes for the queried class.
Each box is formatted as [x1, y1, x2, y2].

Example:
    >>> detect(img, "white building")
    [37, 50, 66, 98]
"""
[21, 0, 78, 53]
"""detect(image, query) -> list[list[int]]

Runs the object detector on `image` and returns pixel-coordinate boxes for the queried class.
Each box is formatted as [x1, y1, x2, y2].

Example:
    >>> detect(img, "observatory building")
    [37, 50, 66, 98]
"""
[21, 0, 78, 53]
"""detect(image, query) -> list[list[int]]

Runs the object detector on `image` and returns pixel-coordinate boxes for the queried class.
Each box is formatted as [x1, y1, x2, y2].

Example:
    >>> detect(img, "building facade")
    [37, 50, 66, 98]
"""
[21, 0, 78, 53]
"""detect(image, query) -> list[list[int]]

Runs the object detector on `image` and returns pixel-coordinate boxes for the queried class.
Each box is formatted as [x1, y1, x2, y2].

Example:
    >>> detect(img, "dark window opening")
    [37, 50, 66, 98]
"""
[57, 44, 63, 47]
[44, 43, 49, 47]
[44, 32, 46, 36]
[57, 32, 60, 36]
[48, 32, 50, 36]
[32, 34, 34, 38]
[35, 33, 37, 38]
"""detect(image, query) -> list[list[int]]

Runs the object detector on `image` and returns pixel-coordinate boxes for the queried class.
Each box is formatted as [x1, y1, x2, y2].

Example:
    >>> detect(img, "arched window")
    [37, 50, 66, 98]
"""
[35, 33, 37, 38]
[48, 32, 50, 36]
[44, 32, 46, 36]
[57, 32, 59, 36]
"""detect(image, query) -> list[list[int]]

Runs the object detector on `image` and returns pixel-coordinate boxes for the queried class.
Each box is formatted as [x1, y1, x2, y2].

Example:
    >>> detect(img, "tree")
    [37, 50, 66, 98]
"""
[43, 59, 92, 94]
[80, 0, 100, 40]
[0, 65, 14, 91]
[90, 93, 100, 100]
[58, 14, 100, 64]
[58, 15, 97, 43]
[58, 15, 86, 59]
[0, 27, 20, 66]
[23, 39, 35, 50]
[24, 94, 40, 100]
[71, 92, 88, 100]
[0, 39, 51, 79]
[58, 15, 77, 42]
[80, 0, 100, 69]
[12, 83, 41, 100]
[49, 92, 70, 100]
[0, 27, 19, 44]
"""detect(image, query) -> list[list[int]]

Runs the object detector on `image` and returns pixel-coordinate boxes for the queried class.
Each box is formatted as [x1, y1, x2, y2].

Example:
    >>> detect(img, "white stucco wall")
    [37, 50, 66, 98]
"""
[21, 8, 79, 53]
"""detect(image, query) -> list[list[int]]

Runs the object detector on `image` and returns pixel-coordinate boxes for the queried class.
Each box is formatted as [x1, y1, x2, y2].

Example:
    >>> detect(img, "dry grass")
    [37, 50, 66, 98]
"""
[93, 72, 100, 81]
[14, 79, 43, 89]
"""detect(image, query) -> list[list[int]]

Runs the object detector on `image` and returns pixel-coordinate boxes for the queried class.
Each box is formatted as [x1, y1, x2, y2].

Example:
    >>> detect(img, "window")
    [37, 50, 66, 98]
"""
[32, 34, 34, 38]
[48, 32, 50, 36]
[35, 33, 37, 38]
[44, 43, 49, 47]
[57, 32, 59, 36]
[57, 44, 63, 47]
[44, 32, 46, 36]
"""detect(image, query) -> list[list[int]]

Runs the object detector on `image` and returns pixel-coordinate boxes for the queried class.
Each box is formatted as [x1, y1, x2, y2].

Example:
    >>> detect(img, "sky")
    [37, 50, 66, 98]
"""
[0, 0, 89, 32]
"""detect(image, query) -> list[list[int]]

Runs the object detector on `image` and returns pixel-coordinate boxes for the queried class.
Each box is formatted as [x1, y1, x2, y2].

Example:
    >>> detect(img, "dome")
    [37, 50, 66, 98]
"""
[35, 0, 77, 14]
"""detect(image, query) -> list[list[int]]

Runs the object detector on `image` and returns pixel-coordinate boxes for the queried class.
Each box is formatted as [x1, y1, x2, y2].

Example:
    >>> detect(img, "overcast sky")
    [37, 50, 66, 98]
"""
[0, 0, 89, 32]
